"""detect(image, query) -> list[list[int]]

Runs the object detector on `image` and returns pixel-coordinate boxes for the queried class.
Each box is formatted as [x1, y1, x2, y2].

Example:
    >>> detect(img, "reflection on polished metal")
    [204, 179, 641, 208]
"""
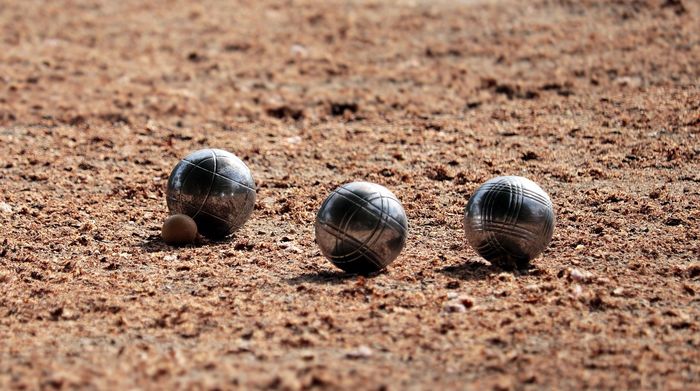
[464, 176, 555, 269]
[166, 149, 256, 239]
[315, 182, 408, 274]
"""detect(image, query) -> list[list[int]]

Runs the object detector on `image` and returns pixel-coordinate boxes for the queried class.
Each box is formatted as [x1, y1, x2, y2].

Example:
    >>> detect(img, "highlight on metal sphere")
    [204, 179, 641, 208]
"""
[464, 176, 555, 269]
[315, 182, 408, 274]
[166, 148, 256, 239]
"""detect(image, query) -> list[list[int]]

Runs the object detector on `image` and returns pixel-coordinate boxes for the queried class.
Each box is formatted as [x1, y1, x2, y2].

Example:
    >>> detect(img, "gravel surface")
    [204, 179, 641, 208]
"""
[1, 0, 698, 389]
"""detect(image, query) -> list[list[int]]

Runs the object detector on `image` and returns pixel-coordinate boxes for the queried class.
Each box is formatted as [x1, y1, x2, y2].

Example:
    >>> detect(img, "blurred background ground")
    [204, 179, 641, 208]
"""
[0, 0, 698, 389]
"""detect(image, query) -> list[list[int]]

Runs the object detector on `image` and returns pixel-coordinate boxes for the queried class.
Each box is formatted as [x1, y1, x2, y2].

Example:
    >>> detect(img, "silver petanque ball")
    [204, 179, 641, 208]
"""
[315, 182, 408, 274]
[166, 148, 256, 239]
[464, 176, 555, 269]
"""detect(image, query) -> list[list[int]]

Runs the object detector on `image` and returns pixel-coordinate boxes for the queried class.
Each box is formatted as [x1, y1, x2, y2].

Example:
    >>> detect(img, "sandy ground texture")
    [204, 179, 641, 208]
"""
[1, 0, 699, 389]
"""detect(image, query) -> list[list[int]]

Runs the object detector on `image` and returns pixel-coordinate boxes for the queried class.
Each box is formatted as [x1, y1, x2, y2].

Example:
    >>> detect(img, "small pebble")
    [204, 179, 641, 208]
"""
[0, 202, 12, 214]
[290, 44, 308, 57]
[443, 302, 467, 313]
[570, 269, 584, 281]
[300, 350, 316, 361]
[286, 135, 302, 144]
[345, 345, 373, 359]
[569, 268, 594, 283]
[497, 272, 515, 282]
[162, 214, 198, 245]
[283, 244, 302, 254]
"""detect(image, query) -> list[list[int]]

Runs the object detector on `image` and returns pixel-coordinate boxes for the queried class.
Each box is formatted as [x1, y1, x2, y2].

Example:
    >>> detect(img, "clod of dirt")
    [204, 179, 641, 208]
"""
[458, 295, 475, 309]
[445, 281, 460, 289]
[522, 151, 539, 161]
[682, 284, 695, 296]
[187, 52, 206, 62]
[49, 307, 64, 321]
[266, 106, 304, 121]
[99, 113, 130, 125]
[661, 0, 687, 15]
[329, 102, 358, 116]
[426, 165, 454, 181]
[223, 42, 251, 52]
[686, 263, 700, 279]
[481, 78, 539, 100]
[664, 218, 683, 226]
[234, 241, 255, 251]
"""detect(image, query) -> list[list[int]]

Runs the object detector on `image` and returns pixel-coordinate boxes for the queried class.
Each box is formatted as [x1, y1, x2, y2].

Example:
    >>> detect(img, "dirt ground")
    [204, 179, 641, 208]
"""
[1, 0, 699, 389]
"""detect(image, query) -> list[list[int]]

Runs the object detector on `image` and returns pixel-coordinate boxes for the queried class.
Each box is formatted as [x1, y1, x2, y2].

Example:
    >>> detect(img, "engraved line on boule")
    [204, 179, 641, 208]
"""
[335, 187, 404, 229]
[317, 222, 384, 268]
[319, 193, 402, 268]
[169, 156, 215, 205]
[215, 154, 255, 184]
[326, 191, 369, 263]
[484, 231, 518, 259]
[481, 181, 518, 260]
[478, 183, 551, 208]
[342, 193, 388, 263]
[469, 184, 548, 241]
[339, 183, 401, 204]
[482, 187, 510, 260]
[336, 192, 366, 256]
[477, 234, 511, 260]
[334, 190, 358, 258]
[359, 194, 393, 267]
[316, 185, 406, 269]
[482, 178, 497, 232]
[512, 180, 524, 227]
[329, 192, 389, 268]
[475, 240, 503, 259]
[175, 199, 233, 224]
[470, 221, 539, 242]
[178, 159, 257, 192]
[541, 208, 555, 243]
[503, 180, 517, 228]
[469, 184, 537, 241]
[505, 181, 522, 239]
[190, 150, 219, 219]
[234, 183, 254, 230]
[332, 188, 406, 232]
[480, 182, 551, 207]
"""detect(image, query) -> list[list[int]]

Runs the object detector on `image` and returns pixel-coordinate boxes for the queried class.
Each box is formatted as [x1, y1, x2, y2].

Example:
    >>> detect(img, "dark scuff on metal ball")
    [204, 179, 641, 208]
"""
[315, 182, 408, 274]
[166, 148, 256, 239]
[464, 176, 555, 270]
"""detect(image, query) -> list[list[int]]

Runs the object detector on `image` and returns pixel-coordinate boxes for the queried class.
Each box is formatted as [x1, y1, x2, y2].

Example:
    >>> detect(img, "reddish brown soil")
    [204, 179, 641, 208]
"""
[1, 0, 699, 389]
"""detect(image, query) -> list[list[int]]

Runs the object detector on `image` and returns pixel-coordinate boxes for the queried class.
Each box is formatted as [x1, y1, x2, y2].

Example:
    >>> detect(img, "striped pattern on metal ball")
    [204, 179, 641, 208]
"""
[166, 148, 256, 239]
[315, 182, 408, 274]
[464, 176, 555, 269]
